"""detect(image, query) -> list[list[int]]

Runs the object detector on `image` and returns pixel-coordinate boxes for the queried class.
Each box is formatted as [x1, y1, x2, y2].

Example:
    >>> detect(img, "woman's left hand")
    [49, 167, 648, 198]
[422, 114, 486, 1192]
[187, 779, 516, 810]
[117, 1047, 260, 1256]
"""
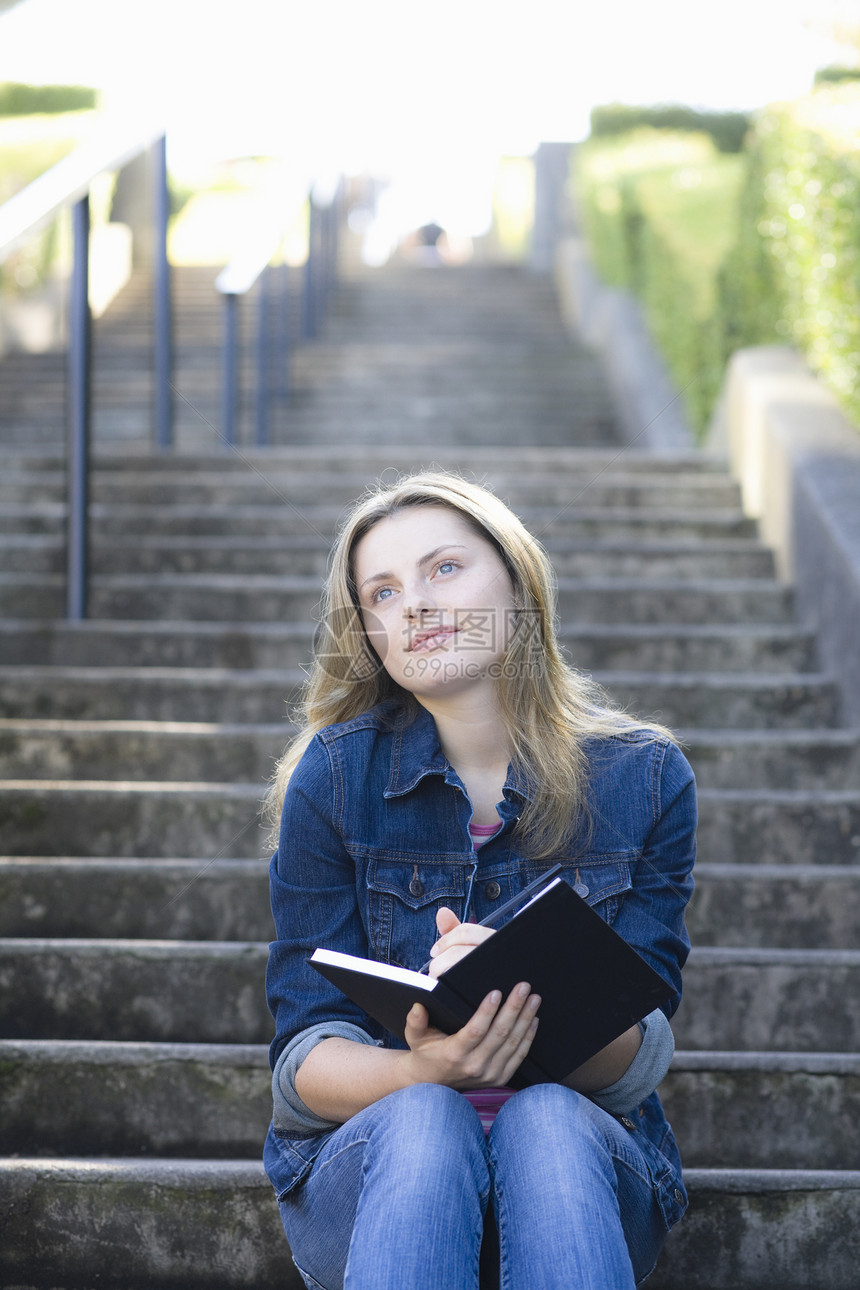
[428, 907, 495, 978]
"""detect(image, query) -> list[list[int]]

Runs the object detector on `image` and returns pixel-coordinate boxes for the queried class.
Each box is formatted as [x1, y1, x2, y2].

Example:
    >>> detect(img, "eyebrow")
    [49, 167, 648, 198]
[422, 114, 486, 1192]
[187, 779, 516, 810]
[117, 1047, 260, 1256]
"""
[358, 544, 468, 593]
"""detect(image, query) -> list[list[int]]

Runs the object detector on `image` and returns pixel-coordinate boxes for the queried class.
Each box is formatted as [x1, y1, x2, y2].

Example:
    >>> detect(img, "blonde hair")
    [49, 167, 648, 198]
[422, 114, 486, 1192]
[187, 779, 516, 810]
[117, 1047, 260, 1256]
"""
[266, 470, 674, 857]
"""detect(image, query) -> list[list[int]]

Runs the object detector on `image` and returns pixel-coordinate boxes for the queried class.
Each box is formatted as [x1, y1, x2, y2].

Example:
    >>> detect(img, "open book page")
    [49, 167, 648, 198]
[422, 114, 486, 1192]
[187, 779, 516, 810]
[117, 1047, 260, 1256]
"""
[310, 948, 439, 992]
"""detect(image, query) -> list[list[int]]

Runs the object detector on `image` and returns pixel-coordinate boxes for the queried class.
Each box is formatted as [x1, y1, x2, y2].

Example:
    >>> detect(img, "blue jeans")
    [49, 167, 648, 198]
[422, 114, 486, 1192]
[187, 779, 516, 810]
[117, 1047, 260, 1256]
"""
[277, 1083, 673, 1290]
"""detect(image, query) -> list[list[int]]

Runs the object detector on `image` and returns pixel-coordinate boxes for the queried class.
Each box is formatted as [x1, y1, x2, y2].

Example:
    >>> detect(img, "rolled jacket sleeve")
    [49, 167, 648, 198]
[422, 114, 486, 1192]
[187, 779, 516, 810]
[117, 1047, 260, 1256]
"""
[266, 735, 386, 1076]
[272, 1021, 377, 1136]
[589, 1008, 675, 1116]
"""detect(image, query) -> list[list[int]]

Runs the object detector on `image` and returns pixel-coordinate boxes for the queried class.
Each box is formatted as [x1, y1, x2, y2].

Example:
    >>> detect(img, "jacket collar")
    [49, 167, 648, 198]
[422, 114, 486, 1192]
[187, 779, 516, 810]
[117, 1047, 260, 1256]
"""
[383, 701, 532, 805]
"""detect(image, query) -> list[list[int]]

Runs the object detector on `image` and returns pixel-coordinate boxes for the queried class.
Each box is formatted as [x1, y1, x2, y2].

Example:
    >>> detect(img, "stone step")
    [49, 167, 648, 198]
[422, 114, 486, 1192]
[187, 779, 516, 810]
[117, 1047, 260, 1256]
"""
[0, 467, 744, 511]
[4, 781, 857, 864]
[680, 730, 860, 790]
[0, 573, 796, 623]
[0, 446, 730, 474]
[660, 1050, 860, 1170]
[1, 533, 776, 580]
[0, 1157, 298, 1289]
[0, 719, 287, 782]
[111, 498, 758, 538]
[651, 1170, 860, 1289]
[686, 864, 860, 948]
[0, 619, 819, 674]
[675, 947, 860, 1052]
[0, 858, 273, 939]
[0, 502, 64, 534]
[6, 721, 855, 788]
[0, 499, 760, 544]
[0, 664, 838, 728]
[696, 789, 860, 865]
[1, 939, 857, 1049]
[0, 781, 268, 858]
[2, 1039, 857, 1171]
[1, 857, 856, 949]
[0, 1039, 271, 1158]
[1, 1157, 858, 1290]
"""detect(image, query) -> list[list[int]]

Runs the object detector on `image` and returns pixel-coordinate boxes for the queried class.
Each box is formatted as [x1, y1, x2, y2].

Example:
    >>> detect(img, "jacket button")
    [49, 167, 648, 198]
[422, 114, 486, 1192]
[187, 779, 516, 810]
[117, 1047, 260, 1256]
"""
[620, 1116, 635, 1130]
[409, 878, 424, 897]
[484, 880, 501, 900]
[673, 1189, 684, 1204]
[573, 883, 589, 898]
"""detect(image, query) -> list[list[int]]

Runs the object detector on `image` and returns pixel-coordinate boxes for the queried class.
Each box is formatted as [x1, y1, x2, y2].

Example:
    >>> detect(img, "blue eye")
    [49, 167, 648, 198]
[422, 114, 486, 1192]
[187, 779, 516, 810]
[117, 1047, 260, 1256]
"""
[373, 587, 393, 603]
[437, 561, 456, 575]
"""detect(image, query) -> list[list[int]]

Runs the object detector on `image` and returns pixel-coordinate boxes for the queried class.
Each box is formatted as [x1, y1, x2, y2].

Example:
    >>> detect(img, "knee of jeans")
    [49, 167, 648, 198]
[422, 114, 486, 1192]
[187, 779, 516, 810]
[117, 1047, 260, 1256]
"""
[373, 1085, 487, 1168]
[382, 1082, 482, 1132]
[493, 1084, 604, 1146]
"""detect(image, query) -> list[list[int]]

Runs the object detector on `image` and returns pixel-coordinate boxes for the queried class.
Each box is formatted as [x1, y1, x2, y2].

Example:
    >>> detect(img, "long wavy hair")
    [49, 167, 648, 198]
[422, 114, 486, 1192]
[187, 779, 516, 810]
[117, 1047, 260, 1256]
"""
[266, 470, 673, 858]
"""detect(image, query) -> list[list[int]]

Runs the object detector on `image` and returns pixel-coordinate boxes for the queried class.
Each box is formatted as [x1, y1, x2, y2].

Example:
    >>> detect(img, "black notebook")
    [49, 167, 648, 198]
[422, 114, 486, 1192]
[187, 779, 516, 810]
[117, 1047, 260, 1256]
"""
[309, 877, 673, 1087]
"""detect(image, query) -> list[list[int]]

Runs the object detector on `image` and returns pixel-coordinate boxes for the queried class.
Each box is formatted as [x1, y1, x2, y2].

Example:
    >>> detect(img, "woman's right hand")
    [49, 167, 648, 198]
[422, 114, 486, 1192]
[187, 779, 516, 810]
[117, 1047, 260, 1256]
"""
[403, 983, 541, 1089]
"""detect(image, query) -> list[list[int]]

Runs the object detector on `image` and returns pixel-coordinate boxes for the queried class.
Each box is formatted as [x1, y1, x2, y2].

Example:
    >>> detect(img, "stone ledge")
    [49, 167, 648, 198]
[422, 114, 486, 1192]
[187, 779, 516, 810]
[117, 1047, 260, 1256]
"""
[2, 1159, 858, 1289]
[714, 346, 860, 725]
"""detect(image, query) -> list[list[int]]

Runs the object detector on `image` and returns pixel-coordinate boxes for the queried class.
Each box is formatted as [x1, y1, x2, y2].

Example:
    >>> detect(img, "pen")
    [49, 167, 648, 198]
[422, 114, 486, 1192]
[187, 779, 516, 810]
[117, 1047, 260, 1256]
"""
[419, 863, 564, 973]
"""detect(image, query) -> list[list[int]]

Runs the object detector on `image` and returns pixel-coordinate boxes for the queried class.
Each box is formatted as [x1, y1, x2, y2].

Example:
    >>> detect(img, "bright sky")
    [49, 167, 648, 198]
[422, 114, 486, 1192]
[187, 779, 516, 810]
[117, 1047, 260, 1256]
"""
[0, 0, 853, 238]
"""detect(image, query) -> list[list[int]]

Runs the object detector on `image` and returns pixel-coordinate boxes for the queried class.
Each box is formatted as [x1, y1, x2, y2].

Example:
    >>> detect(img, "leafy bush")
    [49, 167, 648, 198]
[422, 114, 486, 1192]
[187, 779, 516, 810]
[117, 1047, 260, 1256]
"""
[720, 84, 860, 425]
[589, 103, 750, 153]
[813, 66, 860, 86]
[0, 83, 98, 116]
[577, 129, 747, 434]
[577, 86, 860, 435]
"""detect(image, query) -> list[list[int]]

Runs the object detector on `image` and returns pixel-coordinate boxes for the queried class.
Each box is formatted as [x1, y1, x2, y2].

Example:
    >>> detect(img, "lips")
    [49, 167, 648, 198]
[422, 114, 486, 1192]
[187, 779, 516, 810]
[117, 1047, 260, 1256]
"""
[408, 626, 459, 652]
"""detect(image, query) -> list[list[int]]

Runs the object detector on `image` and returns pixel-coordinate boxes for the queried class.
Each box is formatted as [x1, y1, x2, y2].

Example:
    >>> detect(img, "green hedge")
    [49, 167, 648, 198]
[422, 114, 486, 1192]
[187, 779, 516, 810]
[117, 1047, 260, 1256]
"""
[576, 129, 747, 434]
[720, 85, 860, 425]
[814, 66, 860, 86]
[589, 103, 750, 153]
[0, 83, 98, 116]
[577, 87, 860, 435]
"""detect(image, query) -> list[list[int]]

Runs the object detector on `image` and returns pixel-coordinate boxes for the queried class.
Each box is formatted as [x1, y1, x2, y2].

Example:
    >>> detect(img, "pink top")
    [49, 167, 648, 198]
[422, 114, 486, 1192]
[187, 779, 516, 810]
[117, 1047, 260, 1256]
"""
[463, 817, 513, 1132]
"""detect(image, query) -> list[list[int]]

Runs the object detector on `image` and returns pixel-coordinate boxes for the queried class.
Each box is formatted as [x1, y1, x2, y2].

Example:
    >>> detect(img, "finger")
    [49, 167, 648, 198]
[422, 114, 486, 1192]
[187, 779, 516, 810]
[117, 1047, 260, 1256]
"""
[431, 922, 494, 959]
[404, 1001, 430, 1047]
[498, 1016, 540, 1085]
[472, 985, 540, 1063]
[435, 906, 461, 937]
[428, 941, 485, 978]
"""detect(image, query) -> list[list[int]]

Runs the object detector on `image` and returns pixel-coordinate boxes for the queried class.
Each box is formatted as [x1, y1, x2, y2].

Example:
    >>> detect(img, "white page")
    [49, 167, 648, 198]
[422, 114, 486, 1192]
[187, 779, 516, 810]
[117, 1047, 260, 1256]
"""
[311, 947, 439, 991]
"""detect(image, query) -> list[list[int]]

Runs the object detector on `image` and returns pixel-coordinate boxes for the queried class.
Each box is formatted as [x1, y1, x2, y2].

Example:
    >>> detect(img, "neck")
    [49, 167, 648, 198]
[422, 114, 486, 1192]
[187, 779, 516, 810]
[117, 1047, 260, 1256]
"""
[417, 690, 511, 775]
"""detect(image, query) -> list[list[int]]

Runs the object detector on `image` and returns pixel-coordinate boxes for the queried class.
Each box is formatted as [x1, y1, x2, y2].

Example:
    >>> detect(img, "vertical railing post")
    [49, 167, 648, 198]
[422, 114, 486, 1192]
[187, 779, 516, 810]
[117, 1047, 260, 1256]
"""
[153, 134, 172, 449]
[278, 261, 291, 399]
[221, 292, 238, 445]
[254, 266, 270, 446]
[303, 198, 317, 339]
[67, 194, 91, 620]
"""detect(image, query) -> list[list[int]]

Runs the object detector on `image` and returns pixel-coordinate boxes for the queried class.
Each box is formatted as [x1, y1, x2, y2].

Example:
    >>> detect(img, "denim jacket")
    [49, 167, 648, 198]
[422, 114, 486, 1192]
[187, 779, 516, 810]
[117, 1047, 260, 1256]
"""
[265, 699, 696, 1227]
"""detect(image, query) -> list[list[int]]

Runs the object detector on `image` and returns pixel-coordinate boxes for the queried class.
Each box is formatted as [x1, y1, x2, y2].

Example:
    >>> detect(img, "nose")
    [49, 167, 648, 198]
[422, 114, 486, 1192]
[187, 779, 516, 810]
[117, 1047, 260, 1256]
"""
[403, 584, 438, 621]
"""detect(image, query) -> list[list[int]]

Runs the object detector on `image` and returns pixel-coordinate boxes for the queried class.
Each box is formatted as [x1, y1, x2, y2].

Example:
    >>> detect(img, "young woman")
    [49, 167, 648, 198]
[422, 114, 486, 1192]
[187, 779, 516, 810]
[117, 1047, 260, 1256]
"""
[264, 471, 696, 1289]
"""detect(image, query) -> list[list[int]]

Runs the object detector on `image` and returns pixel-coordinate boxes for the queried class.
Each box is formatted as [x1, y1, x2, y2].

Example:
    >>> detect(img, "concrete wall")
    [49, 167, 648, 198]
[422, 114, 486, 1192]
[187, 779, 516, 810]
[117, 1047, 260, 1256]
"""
[712, 347, 860, 726]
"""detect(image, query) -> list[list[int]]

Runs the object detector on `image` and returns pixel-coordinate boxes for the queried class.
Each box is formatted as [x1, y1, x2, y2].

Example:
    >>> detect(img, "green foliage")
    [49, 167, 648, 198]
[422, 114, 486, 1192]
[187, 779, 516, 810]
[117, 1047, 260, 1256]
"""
[0, 82, 98, 116]
[577, 130, 747, 434]
[589, 103, 750, 153]
[813, 66, 860, 86]
[577, 86, 860, 436]
[721, 87, 860, 425]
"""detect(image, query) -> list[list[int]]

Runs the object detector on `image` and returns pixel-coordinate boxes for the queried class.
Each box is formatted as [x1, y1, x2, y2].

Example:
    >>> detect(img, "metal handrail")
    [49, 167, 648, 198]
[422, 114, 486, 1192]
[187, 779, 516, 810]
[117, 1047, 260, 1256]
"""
[0, 116, 172, 618]
[0, 118, 166, 261]
[214, 177, 342, 446]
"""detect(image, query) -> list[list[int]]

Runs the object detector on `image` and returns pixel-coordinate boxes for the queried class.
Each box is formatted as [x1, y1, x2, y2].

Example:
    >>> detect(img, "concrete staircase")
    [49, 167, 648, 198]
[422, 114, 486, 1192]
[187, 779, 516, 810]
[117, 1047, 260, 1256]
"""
[1, 260, 859, 1288]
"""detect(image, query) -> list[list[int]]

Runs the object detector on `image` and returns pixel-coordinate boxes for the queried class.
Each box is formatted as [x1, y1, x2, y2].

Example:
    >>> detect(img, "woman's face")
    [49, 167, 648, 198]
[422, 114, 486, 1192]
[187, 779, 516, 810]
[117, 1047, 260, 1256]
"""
[353, 505, 517, 700]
